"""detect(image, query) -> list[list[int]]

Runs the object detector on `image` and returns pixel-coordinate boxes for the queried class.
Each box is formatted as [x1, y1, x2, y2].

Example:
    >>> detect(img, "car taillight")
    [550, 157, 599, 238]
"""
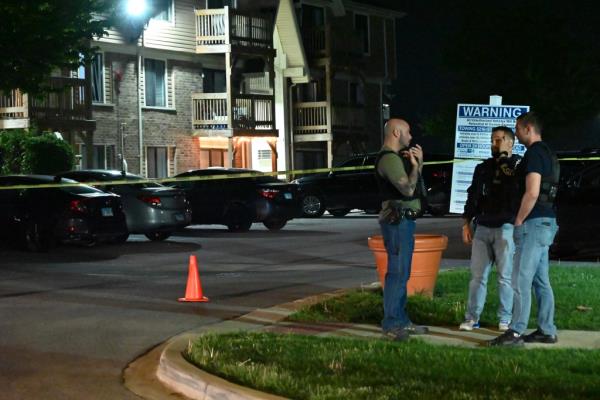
[138, 195, 162, 206]
[259, 188, 279, 200]
[70, 199, 88, 214]
[432, 171, 448, 179]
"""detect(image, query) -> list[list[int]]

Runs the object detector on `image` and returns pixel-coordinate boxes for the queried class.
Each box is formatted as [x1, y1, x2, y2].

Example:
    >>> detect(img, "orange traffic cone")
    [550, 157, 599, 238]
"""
[178, 255, 209, 302]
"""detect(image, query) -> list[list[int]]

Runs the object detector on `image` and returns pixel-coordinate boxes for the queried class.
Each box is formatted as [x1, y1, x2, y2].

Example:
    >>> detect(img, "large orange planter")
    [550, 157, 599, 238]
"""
[367, 234, 448, 297]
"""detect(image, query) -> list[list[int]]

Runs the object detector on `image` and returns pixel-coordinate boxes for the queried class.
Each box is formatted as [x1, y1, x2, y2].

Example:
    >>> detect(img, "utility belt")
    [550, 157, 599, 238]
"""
[384, 206, 419, 225]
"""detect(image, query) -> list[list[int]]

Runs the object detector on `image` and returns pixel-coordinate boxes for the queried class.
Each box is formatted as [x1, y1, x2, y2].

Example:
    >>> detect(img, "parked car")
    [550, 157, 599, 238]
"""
[0, 175, 128, 251]
[293, 153, 453, 217]
[170, 168, 301, 232]
[551, 161, 600, 257]
[57, 170, 191, 242]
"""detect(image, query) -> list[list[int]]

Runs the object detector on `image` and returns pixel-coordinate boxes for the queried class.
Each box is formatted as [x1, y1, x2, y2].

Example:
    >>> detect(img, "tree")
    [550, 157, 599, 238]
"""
[0, 0, 115, 94]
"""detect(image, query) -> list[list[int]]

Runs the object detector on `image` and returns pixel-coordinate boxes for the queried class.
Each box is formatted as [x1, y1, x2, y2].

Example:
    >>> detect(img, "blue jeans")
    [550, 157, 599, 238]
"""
[465, 223, 514, 323]
[510, 217, 558, 335]
[379, 218, 416, 331]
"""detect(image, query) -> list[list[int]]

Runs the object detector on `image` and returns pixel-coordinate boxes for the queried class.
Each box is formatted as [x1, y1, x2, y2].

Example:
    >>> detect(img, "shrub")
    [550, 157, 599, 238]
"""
[0, 130, 75, 174]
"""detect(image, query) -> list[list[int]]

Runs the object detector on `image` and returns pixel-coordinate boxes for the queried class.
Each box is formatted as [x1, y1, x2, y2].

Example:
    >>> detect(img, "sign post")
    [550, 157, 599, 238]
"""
[449, 97, 529, 214]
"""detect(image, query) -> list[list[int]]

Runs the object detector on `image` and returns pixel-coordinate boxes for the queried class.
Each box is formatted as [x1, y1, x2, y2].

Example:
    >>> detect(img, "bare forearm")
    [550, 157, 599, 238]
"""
[515, 192, 538, 225]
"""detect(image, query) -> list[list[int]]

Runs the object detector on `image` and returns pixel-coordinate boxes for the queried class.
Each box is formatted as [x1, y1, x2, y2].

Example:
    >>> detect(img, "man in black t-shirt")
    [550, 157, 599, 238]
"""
[489, 111, 560, 346]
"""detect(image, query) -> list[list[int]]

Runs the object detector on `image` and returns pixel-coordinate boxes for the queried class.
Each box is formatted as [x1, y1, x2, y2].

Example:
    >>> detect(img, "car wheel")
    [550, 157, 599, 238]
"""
[23, 221, 54, 252]
[328, 208, 351, 217]
[301, 194, 325, 217]
[225, 205, 253, 232]
[263, 218, 287, 231]
[145, 231, 171, 241]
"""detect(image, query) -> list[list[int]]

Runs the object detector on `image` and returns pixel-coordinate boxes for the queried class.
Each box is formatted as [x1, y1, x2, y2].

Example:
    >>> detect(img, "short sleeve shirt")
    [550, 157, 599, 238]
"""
[520, 141, 556, 219]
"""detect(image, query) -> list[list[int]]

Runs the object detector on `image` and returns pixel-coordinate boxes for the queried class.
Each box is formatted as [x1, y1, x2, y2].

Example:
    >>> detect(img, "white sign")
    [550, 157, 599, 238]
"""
[449, 103, 530, 214]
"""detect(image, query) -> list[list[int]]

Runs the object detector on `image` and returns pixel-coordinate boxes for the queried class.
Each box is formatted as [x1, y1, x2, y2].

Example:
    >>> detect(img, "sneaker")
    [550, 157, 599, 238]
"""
[487, 329, 524, 347]
[498, 321, 511, 332]
[459, 320, 480, 331]
[383, 328, 409, 342]
[405, 322, 429, 335]
[523, 329, 558, 344]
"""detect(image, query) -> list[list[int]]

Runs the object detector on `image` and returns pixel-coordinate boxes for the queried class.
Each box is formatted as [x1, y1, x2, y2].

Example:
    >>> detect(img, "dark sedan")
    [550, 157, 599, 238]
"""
[58, 170, 192, 242]
[293, 153, 453, 217]
[170, 168, 300, 232]
[0, 175, 127, 251]
[551, 162, 600, 258]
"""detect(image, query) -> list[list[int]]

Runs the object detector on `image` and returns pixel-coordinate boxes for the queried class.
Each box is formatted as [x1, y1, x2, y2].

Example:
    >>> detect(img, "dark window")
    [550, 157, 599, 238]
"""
[354, 13, 369, 54]
[144, 59, 166, 107]
[301, 4, 325, 27]
[203, 69, 226, 93]
[91, 53, 104, 103]
[152, 0, 173, 22]
[147, 147, 168, 178]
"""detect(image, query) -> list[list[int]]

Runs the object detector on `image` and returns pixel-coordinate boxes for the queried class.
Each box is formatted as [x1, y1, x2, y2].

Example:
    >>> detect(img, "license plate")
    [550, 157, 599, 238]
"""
[284, 193, 293, 200]
[174, 213, 184, 221]
[101, 207, 114, 217]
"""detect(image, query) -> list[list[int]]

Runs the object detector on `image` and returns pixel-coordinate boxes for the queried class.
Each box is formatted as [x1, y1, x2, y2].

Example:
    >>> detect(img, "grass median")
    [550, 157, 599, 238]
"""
[184, 266, 600, 399]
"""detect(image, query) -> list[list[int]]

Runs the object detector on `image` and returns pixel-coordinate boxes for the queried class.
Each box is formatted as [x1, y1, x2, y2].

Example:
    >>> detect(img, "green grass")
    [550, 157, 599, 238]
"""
[289, 266, 600, 330]
[185, 332, 600, 400]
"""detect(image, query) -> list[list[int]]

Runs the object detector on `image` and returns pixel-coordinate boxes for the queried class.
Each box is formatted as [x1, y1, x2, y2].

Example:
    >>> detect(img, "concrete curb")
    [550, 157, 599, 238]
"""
[125, 283, 600, 400]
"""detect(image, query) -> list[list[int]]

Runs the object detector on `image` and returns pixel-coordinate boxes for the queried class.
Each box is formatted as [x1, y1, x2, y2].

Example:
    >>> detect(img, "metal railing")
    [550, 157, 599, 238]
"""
[192, 93, 274, 131]
[293, 101, 328, 134]
[195, 7, 273, 51]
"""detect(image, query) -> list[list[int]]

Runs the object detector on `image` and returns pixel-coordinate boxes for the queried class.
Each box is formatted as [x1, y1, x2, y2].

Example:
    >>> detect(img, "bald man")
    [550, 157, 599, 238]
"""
[374, 118, 429, 341]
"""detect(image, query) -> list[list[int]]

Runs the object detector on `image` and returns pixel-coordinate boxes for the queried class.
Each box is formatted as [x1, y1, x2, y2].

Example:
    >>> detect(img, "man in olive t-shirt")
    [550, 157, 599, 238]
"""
[375, 118, 429, 342]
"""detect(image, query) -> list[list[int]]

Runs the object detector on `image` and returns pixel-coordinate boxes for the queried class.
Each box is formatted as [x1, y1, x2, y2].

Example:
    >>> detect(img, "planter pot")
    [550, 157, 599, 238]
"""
[367, 234, 448, 297]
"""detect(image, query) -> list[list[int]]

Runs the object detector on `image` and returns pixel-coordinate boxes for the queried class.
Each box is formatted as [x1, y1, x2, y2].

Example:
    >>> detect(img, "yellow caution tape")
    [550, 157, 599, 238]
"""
[0, 156, 598, 190]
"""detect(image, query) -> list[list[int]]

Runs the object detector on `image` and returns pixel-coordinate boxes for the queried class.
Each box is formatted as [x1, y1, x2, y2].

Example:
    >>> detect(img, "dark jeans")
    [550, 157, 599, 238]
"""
[379, 218, 416, 331]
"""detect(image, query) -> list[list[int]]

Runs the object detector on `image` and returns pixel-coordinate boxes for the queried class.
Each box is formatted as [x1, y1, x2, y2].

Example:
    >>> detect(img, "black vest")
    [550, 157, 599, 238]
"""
[374, 150, 426, 205]
[475, 155, 521, 226]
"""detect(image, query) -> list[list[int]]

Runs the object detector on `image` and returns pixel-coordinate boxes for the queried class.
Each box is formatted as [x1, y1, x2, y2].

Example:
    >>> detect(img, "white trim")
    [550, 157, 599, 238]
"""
[353, 11, 370, 55]
[142, 57, 169, 108]
[91, 52, 106, 105]
[149, 0, 175, 25]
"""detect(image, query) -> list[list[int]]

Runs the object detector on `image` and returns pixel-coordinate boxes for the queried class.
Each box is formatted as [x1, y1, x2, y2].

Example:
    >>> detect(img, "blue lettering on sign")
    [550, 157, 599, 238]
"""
[459, 106, 529, 119]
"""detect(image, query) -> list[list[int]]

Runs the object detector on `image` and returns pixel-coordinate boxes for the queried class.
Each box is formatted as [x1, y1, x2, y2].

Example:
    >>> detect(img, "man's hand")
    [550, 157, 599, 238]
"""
[462, 222, 473, 244]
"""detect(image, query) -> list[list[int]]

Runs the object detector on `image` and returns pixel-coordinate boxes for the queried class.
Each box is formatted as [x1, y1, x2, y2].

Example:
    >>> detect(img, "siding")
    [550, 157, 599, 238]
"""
[97, 0, 200, 54]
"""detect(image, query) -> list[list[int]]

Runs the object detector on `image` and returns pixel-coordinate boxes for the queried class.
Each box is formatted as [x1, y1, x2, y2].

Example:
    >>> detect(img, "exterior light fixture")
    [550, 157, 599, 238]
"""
[125, 0, 147, 17]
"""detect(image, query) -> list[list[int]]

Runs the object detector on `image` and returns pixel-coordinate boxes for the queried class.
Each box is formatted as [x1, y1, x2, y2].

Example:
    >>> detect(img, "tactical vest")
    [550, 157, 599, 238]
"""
[477, 155, 521, 219]
[537, 142, 560, 206]
[374, 150, 427, 205]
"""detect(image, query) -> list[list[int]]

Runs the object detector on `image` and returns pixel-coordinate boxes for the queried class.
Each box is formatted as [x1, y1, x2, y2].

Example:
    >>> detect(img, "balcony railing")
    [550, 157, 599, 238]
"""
[293, 101, 328, 134]
[0, 89, 29, 129]
[302, 24, 364, 60]
[192, 92, 275, 134]
[195, 7, 273, 53]
[29, 77, 91, 122]
[332, 105, 366, 129]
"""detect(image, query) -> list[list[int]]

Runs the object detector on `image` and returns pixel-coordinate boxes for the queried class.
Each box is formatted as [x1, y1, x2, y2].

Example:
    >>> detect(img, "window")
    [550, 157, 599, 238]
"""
[202, 69, 226, 93]
[301, 4, 325, 27]
[349, 82, 364, 106]
[354, 13, 370, 54]
[147, 146, 168, 178]
[144, 58, 166, 107]
[80, 145, 116, 169]
[91, 53, 104, 103]
[151, 0, 173, 22]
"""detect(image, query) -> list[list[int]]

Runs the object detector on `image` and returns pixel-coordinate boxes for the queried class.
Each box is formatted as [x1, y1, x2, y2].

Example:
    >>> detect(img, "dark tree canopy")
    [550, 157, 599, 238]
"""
[0, 0, 115, 94]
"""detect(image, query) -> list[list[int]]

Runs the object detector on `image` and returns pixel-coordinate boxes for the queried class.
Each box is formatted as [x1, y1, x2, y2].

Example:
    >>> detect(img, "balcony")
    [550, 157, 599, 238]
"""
[0, 77, 94, 131]
[301, 24, 365, 62]
[293, 101, 366, 142]
[192, 93, 276, 137]
[0, 90, 29, 129]
[195, 7, 274, 55]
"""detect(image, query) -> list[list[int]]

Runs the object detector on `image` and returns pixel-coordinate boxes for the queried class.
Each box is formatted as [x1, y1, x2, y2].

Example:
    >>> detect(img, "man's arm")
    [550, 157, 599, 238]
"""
[514, 172, 541, 226]
[461, 164, 482, 244]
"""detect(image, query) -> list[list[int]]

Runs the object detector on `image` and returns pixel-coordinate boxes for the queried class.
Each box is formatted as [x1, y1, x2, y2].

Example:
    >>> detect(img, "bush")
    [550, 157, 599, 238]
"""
[0, 130, 75, 174]
[0, 129, 29, 174]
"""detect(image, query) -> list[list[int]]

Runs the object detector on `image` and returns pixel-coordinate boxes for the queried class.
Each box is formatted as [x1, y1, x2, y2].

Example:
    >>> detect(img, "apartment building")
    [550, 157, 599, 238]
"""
[0, 0, 403, 176]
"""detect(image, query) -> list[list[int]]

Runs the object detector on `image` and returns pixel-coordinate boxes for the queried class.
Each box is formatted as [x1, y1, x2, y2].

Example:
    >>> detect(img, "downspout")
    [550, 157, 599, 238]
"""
[137, 31, 144, 175]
